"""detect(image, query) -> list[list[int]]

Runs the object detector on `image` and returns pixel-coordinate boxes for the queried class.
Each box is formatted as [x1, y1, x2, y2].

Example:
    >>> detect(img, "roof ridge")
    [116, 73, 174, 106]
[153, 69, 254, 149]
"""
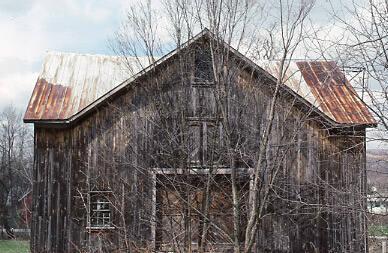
[24, 29, 376, 127]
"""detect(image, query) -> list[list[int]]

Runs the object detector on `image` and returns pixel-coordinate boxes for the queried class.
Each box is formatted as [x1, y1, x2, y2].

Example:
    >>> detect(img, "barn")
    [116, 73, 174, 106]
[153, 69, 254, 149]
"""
[24, 30, 376, 252]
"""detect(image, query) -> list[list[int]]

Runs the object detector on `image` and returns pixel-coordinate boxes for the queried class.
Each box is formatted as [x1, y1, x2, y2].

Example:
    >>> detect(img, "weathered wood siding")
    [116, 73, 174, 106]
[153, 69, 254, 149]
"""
[31, 43, 368, 252]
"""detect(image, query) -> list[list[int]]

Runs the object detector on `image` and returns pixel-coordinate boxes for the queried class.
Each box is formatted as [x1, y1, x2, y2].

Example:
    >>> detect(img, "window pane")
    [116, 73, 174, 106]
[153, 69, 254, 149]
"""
[89, 192, 112, 227]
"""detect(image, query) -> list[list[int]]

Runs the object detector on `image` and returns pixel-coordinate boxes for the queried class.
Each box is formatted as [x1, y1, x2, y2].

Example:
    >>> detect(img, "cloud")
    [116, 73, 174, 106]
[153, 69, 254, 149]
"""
[0, 0, 35, 15]
[0, 0, 127, 112]
[0, 71, 38, 110]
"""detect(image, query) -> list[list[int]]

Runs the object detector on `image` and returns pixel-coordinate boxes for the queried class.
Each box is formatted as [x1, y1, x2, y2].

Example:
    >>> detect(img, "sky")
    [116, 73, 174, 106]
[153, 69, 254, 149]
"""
[0, 0, 129, 112]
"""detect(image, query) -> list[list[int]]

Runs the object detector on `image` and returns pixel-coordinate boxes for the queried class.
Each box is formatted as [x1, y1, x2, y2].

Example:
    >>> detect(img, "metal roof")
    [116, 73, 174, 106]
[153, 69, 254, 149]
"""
[296, 61, 375, 125]
[255, 60, 376, 125]
[24, 52, 150, 121]
[24, 33, 376, 126]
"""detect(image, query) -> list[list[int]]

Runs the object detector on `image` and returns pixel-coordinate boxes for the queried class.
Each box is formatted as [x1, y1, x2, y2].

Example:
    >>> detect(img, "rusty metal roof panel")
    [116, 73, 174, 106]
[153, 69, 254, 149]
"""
[24, 52, 150, 121]
[253, 60, 375, 125]
[296, 61, 376, 125]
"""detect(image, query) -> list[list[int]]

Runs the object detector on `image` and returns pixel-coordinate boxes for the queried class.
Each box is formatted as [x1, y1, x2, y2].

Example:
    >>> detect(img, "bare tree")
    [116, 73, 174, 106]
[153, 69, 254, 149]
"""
[0, 105, 33, 237]
[328, 0, 388, 249]
[53, 0, 367, 252]
[110, 1, 321, 252]
[330, 0, 388, 145]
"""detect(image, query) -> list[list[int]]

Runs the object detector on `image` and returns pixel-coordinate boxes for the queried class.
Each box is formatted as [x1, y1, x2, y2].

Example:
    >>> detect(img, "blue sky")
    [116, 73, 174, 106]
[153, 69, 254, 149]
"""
[0, 0, 129, 111]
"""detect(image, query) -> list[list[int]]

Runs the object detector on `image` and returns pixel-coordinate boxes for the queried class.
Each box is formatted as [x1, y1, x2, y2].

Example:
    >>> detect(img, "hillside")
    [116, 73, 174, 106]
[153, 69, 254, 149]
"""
[367, 149, 388, 191]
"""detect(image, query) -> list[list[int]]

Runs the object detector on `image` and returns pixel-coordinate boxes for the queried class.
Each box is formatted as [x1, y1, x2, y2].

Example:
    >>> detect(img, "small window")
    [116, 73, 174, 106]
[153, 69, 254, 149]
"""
[88, 191, 113, 229]
[193, 46, 214, 84]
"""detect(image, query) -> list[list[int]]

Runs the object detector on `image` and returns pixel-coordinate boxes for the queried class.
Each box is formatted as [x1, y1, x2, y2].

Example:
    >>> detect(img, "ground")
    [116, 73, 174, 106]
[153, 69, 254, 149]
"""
[369, 225, 388, 236]
[0, 240, 29, 253]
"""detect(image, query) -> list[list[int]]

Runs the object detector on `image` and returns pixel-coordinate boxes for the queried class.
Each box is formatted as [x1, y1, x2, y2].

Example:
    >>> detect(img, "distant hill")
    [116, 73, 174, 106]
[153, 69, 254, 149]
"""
[367, 149, 388, 191]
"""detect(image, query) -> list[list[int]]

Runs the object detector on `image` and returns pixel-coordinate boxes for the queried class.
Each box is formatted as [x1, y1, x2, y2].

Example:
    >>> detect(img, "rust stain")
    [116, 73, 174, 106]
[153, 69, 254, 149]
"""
[24, 78, 72, 121]
[23, 52, 139, 121]
[296, 61, 376, 125]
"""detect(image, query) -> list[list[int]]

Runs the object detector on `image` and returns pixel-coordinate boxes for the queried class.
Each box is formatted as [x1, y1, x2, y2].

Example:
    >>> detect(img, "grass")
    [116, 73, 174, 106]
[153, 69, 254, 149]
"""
[369, 225, 388, 236]
[0, 240, 29, 253]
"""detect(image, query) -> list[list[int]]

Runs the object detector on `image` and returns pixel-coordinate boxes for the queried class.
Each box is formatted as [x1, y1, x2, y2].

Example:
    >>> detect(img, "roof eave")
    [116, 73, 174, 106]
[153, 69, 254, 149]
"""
[24, 29, 377, 129]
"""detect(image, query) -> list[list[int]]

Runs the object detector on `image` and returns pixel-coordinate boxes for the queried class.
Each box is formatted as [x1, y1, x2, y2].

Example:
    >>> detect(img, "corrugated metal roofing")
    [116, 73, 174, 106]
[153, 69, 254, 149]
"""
[296, 61, 375, 125]
[255, 60, 376, 125]
[24, 52, 150, 121]
[24, 34, 376, 126]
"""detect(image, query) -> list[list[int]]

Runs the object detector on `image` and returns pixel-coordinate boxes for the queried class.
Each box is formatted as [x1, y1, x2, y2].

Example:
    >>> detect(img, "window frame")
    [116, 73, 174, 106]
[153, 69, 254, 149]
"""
[86, 190, 115, 230]
[186, 117, 223, 167]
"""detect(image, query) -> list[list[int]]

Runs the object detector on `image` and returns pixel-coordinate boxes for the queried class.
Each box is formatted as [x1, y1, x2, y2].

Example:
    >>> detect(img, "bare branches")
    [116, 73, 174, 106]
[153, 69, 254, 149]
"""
[0, 105, 33, 234]
[64, 0, 371, 252]
[330, 0, 388, 147]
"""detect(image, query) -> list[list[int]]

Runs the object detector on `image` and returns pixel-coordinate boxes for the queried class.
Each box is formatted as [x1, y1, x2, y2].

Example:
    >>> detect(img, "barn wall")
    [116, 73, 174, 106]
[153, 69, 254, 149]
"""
[30, 45, 368, 253]
[31, 128, 72, 253]
[237, 68, 368, 252]
[31, 53, 192, 252]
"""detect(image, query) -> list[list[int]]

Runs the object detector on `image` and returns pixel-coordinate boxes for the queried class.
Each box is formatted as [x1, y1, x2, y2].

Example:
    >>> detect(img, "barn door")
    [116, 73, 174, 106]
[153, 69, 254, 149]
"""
[155, 176, 236, 252]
